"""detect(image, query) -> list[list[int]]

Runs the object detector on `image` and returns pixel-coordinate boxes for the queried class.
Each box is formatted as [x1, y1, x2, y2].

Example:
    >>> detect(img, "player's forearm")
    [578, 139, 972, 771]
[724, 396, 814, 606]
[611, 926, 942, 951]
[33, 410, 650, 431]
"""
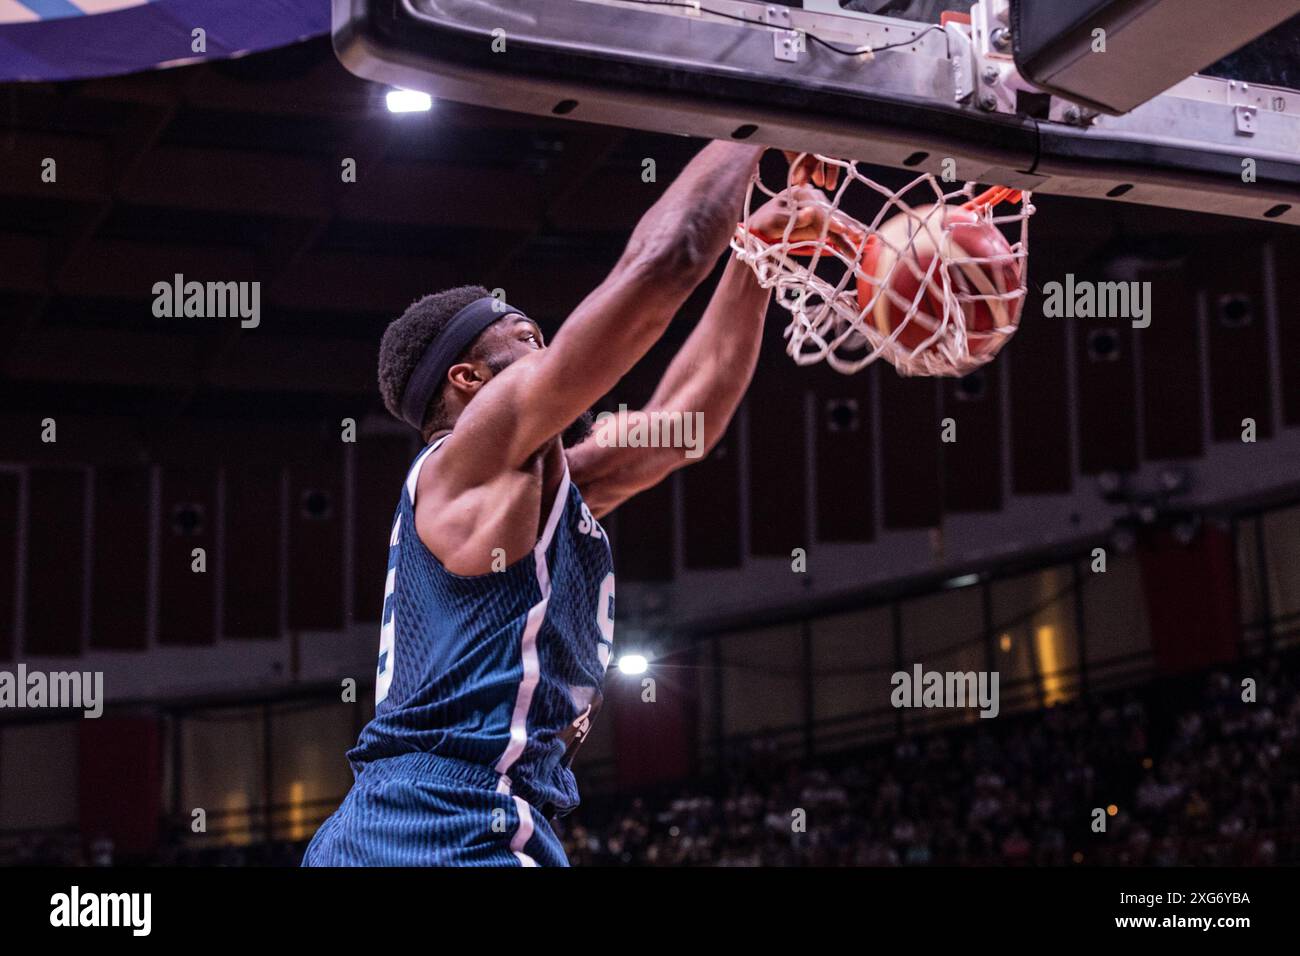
[540, 141, 763, 390]
[500, 146, 764, 472]
[623, 142, 765, 283]
[645, 253, 769, 458]
[566, 254, 767, 516]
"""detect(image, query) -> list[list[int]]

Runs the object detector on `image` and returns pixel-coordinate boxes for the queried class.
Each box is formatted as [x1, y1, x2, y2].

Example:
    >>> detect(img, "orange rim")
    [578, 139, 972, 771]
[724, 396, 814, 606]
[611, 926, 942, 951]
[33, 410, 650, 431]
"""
[742, 186, 1021, 256]
[964, 185, 1023, 210]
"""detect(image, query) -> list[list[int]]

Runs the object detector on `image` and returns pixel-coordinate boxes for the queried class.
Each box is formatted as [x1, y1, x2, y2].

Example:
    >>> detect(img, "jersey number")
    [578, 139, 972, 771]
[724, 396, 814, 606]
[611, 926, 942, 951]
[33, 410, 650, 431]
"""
[376, 515, 401, 704]
[596, 572, 615, 669]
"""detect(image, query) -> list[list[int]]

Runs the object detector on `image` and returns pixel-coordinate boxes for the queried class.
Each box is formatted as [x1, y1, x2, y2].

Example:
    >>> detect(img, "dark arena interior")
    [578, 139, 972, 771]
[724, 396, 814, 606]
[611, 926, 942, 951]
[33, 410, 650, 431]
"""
[1, 0, 1299, 931]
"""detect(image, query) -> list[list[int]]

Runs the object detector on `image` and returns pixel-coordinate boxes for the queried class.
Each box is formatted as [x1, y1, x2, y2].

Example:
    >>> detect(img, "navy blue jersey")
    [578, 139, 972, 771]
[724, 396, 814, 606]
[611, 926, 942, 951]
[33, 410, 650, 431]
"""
[348, 437, 616, 817]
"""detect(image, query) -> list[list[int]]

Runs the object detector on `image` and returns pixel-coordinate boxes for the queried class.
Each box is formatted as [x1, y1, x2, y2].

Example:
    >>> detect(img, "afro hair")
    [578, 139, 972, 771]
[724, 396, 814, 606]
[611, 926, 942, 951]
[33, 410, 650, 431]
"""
[377, 284, 492, 435]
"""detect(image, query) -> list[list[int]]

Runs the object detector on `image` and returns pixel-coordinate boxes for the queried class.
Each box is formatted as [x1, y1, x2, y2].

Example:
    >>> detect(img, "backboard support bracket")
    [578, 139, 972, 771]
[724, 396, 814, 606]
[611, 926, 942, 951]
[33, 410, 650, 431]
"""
[332, 0, 1300, 225]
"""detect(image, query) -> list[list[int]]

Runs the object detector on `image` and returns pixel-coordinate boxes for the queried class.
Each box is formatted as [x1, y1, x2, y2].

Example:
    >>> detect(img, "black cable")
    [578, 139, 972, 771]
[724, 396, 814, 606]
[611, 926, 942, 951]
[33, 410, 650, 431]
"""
[610, 0, 952, 58]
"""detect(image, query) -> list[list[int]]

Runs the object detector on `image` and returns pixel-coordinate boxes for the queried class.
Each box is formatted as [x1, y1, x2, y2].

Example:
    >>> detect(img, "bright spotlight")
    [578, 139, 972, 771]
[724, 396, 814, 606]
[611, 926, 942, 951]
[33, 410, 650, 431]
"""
[617, 654, 649, 676]
[386, 88, 432, 113]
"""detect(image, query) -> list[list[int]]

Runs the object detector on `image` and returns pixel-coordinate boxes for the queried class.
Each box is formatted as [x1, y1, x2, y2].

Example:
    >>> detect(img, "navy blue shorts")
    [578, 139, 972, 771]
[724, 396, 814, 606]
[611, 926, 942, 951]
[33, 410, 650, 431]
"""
[302, 752, 568, 867]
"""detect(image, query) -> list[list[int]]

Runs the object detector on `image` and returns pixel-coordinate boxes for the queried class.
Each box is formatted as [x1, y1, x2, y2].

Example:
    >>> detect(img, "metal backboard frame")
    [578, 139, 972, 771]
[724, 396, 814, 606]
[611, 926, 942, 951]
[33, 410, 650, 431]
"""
[332, 0, 1300, 225]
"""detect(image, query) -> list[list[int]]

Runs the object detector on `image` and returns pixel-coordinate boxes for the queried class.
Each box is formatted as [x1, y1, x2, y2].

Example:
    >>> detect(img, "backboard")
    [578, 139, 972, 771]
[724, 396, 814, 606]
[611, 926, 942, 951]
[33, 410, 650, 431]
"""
[332, 0, 1300, 225]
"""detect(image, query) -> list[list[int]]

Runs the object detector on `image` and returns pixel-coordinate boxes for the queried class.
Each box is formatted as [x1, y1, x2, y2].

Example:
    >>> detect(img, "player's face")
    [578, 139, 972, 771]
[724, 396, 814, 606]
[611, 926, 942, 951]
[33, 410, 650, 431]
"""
[465, 314, 546, 380]
[475, 314, 592, 446]
[486, 314, 546, 371]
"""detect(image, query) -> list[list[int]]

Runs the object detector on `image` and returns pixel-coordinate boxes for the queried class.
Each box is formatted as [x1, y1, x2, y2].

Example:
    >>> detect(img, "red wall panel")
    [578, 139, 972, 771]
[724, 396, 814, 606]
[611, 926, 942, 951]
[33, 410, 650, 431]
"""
[811, 362, 873, 542]
[288, 450, 344, 631]
[879, 371, 941, 529]
[682, 424, 741, 569]
[1199, 243, 1273, 442]
[1075, 313, 1139, 474]
[941, 364, 1003, 512]
[1138, 525, 1240, 674]
[1139, 264, 1204, 460]
[610, 479, 673, 582]
[0, 473, 18, 661]
[749, 348, 808, 555]
[610, 647, 695, 789]
[90, 467, 150, 650]
[353, 435, 415, 623]
[79, 716, 163, 857]
[1009, 285, 1071, 493]
[158, 467, 216, 646]
[224, 461, 282, 638]
[26, 468, 86, 657]
[1276, 243, 1300, 428]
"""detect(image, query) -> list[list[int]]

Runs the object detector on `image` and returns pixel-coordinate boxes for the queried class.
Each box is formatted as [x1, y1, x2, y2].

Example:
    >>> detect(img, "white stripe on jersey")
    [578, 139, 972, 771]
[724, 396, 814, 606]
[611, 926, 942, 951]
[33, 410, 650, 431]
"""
[493, 464, 571, 785]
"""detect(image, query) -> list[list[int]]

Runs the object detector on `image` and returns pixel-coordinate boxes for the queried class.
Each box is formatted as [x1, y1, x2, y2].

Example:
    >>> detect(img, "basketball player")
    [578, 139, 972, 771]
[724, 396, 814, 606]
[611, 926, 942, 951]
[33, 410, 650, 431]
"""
[303, 144, 850, 866]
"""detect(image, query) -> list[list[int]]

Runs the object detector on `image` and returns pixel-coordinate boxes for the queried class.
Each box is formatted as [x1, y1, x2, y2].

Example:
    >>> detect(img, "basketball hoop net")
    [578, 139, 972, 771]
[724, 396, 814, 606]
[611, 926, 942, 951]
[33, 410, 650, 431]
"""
[731, 156, 1034, 377]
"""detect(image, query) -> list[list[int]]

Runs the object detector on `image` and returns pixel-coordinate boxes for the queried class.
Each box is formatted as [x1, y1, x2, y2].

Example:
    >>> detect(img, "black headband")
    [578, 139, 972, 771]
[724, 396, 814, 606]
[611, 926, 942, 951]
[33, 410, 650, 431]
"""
[399, 296, 522, 431]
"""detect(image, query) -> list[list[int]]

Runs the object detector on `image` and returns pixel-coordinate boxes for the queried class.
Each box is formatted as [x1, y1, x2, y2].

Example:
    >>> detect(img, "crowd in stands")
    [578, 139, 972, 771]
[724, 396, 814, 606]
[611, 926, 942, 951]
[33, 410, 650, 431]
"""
[4, 657, 1296, 866]
[556, 659, 1300, 866]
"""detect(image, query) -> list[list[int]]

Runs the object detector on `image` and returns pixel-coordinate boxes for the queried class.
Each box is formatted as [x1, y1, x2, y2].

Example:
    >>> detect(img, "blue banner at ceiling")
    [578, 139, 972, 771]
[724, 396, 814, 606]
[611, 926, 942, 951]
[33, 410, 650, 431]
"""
[0, 0, 329, 83]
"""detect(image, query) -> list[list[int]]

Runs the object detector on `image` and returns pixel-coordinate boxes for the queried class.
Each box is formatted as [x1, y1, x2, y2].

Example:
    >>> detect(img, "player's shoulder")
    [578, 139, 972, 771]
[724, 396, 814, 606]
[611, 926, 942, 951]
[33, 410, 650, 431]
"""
[407, 436, 449, 502]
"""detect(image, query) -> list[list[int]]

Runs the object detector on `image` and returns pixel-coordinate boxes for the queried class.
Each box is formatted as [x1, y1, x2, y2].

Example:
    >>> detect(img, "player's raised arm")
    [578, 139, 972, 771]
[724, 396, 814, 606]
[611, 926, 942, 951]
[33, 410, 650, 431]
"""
[434, 141, 767, 490]
[566, 252, 768, 518]
[567, 184, 864, 517]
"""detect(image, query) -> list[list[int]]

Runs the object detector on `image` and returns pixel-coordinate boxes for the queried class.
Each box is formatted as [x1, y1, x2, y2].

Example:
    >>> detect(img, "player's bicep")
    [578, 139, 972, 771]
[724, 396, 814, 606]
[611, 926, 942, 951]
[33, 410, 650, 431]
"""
[503, 258, 699, 451]
[536, 270, 667, 377]
[435, 255, 696, 489]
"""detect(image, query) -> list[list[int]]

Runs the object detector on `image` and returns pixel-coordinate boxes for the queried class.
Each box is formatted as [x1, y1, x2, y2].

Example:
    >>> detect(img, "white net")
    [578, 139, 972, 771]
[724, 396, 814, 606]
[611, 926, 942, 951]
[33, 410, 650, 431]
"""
[731, 155, 1034, 377]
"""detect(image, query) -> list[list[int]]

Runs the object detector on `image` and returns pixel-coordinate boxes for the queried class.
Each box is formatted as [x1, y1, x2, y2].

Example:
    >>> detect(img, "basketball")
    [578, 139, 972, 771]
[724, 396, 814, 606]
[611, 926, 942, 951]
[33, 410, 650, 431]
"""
[856, 203, 1023, 364]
